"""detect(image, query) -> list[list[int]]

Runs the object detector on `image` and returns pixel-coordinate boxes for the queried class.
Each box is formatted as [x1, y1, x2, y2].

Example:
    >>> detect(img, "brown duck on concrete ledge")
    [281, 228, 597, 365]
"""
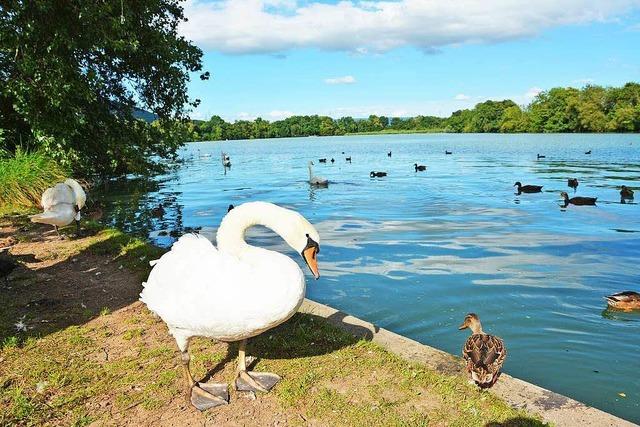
[459, 313, 507, 389]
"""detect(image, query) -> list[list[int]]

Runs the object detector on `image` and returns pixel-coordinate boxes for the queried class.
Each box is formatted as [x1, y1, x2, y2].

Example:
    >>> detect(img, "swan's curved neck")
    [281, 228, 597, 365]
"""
[216, 202, 301, 257]
[308, 163, 313, 179]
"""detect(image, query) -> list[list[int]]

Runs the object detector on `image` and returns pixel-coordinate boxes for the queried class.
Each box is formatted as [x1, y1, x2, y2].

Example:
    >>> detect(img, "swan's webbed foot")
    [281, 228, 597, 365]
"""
[190, 382, 229, 411]
[235, 370, 280, 393]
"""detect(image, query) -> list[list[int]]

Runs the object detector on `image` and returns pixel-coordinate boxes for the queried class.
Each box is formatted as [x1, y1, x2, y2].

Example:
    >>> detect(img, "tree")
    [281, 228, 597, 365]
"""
[1, 1, 205, 176]
[499, 106, 530, 133]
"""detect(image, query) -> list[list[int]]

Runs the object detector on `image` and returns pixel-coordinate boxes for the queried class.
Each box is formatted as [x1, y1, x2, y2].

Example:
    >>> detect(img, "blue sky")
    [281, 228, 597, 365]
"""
[182, 0, 640, 121]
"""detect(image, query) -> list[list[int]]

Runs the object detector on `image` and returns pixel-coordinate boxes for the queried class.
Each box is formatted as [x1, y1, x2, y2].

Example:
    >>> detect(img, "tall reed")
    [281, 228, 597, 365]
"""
[0, 149, 69, 207]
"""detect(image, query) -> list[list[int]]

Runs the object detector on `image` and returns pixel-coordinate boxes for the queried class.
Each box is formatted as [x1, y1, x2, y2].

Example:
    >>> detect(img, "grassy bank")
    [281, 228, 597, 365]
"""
[0, 216, 545, 426]
[0, 150, 69, 208]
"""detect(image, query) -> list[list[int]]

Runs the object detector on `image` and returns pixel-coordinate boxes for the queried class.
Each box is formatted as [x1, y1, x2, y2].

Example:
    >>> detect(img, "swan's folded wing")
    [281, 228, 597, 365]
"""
[64, 179, 87, 209]
[140, 234, 305, 339]
[30, 203, 75, 224]
[140, 234, 253, 332]
[41, 183, 74, 210]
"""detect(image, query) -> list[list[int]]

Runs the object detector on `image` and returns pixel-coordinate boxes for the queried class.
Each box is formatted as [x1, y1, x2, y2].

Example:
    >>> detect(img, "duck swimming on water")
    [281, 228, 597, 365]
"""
[414, 163, 427, 172]
[370, 171, 387, 178]
[605, 291, 640, 311]
[514, 182, 542, 194]
[567, 178, 579, 191]
[560, 191, 597, 206]
[537, 154, 546, 159]
[620, 185, 634, 199]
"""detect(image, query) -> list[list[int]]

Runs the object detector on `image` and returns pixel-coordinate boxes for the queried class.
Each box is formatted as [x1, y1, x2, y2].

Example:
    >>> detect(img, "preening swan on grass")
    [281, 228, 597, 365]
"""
[30, 179, 86, 236]
[308, 161, 328, 186]
[140, 201, 321, 410]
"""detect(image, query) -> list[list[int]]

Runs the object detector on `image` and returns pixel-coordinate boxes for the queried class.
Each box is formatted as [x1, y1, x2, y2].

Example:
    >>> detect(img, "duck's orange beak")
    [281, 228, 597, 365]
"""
[302, 246, 320, 280]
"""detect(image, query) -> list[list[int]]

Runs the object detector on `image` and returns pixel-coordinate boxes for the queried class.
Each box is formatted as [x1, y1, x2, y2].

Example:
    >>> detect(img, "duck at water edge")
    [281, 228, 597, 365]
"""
[459, 313, 507, 389]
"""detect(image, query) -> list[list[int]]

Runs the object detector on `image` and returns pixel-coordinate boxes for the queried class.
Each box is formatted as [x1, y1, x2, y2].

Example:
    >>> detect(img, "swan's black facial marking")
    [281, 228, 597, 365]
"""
[302, 234, 319, 256]
[302, 234, 320, 279]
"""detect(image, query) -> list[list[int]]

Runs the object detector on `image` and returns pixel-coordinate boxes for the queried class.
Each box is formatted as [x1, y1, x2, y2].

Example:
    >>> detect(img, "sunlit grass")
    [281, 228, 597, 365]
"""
[0, 149, 69, 207]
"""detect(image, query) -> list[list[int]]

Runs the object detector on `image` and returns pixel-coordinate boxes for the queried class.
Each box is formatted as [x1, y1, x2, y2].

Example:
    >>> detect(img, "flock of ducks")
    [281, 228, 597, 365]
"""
[308, 151, 431, 187]
[3, 146, 637, 412]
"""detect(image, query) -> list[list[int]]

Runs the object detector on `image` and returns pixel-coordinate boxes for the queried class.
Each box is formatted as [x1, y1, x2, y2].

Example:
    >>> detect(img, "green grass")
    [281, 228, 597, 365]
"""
[0, 149, 70, 207]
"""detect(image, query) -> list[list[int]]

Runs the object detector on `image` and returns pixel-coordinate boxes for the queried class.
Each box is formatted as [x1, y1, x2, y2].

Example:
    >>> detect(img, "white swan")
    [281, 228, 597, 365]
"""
[30, 179, 86, 235]
[308, 161, 328, 186]
[140, 201, 321, 410]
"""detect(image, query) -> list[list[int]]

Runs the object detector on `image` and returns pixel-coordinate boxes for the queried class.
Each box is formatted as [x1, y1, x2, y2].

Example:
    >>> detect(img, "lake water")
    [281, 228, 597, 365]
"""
[97, 133, 640, 422]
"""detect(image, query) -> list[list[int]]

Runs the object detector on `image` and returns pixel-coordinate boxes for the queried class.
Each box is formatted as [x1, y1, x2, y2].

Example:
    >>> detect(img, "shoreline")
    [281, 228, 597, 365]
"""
[186, 130, 640, 143]
[300, 299, 636, 427]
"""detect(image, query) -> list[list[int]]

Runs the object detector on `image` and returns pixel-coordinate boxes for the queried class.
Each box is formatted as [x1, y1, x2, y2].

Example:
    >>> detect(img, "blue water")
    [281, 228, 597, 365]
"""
[98, 133, 640, 422]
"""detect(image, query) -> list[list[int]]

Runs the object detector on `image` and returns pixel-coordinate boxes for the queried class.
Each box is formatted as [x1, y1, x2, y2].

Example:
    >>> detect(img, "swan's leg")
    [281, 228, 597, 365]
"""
[234, 339, 281, 393]
[54, 225, 60, 237]
[180, 351, 228, 411]
[75, 219, 81, 236]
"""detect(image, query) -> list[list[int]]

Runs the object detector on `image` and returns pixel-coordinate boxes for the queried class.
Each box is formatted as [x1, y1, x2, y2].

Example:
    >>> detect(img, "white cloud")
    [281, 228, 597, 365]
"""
[235, 111, 257, 121]
[268, 110, 295, 119]
[573, 78, 595, 85]
[454, 94, 471, 101]
[524, 87, 543, 100]
[324, 75, 357, 85]
[181, 0, 639, 54]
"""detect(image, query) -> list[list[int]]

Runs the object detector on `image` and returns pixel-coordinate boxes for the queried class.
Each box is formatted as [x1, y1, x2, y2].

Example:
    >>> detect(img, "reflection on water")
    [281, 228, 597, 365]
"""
[96, 133, 640, 422]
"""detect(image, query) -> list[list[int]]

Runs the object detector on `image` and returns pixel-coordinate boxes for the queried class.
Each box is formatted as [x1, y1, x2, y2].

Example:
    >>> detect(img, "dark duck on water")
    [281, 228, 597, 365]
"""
[560, 191, 597, 206]
[620, 185, 634, 199]
[567, 178, 579, 191]
[514, 181, 542, 194]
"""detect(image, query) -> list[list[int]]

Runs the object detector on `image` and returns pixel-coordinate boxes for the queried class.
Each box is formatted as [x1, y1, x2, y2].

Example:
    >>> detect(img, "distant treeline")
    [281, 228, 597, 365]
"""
[187, 82, 640, 141]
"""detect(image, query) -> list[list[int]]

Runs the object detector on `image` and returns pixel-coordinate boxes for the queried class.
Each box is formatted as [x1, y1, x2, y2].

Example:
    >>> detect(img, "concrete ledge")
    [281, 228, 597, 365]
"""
[299, 299, 637, 427]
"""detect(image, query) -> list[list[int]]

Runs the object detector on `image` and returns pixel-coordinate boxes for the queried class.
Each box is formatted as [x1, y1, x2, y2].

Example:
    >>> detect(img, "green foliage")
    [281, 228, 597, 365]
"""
[0, 149, 69, 207]
[186, 82, 640, 142]
[0, 1, 204, 177]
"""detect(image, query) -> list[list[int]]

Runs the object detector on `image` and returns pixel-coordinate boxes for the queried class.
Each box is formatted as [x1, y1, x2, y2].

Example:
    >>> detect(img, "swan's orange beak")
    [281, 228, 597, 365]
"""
[302, 246, 320, 280]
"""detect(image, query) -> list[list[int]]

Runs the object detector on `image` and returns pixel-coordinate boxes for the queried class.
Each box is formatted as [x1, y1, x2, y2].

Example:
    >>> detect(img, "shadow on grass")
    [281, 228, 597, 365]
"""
[486, 417, 549, 426]
[0, 219, 165, 344]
